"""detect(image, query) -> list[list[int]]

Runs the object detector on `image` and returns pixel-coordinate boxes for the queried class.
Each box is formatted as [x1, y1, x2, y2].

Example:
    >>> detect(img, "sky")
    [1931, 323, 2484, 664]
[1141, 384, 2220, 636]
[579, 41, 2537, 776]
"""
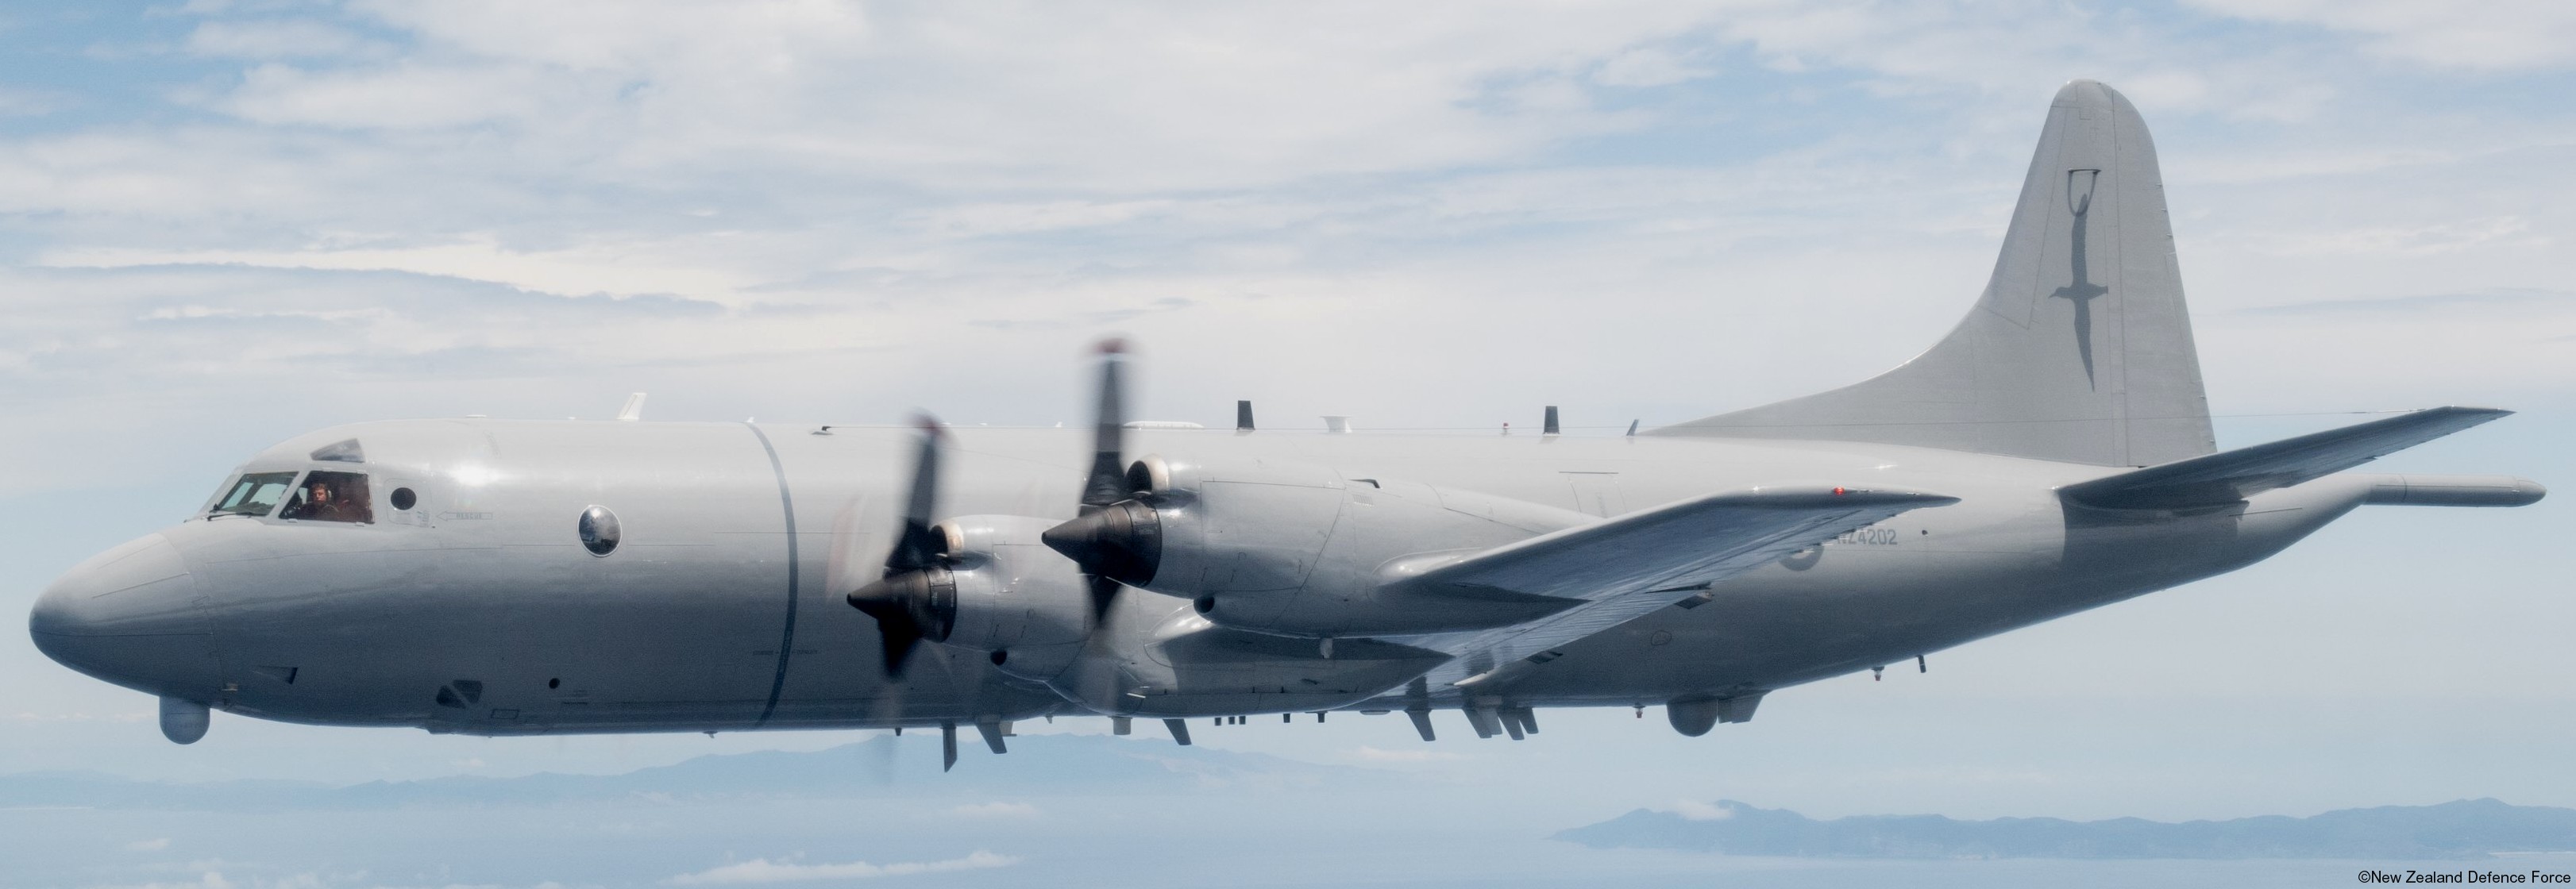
[2, 0, 2574, 884]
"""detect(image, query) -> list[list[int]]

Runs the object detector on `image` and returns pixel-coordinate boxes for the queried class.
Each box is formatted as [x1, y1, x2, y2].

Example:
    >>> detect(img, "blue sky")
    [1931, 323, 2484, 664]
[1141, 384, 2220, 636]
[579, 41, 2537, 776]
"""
[3, 2, 2574, 885]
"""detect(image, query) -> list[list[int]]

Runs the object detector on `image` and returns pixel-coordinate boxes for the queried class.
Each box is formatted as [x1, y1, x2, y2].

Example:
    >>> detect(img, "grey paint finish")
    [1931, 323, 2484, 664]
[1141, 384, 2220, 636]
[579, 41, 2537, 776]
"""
[1653, 80, 2215, 468]
[25, 79, 2543, 745]
[32, 415, 2530, 735]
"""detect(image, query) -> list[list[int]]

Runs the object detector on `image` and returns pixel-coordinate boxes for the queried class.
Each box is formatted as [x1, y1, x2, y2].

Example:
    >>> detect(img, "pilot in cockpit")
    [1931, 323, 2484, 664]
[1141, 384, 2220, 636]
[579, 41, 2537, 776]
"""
[282, 471, 372, 523]
[308, 479, 345, 521]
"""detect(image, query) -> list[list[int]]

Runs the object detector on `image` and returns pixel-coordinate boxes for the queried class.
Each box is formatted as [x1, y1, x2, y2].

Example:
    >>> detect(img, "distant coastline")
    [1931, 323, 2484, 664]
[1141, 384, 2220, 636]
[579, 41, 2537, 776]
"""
[1555, 799, 2576, 860]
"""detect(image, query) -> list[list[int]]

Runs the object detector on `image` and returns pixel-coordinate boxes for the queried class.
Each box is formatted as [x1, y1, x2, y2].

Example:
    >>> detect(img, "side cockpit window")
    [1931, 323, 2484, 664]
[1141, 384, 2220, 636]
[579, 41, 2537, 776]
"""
[210, 471, 300, 518]
[280, 471, 373, 524]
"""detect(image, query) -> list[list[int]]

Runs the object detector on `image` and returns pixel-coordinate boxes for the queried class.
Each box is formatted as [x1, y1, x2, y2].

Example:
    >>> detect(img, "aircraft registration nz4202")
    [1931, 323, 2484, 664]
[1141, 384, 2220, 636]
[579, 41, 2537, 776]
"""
[30, 80, 2544, 768]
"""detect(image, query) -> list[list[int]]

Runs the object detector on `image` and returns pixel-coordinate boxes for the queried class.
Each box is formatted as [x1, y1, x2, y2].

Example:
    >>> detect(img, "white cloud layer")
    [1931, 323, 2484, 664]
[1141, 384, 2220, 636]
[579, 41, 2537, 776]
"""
[1670, 799, 1735, 821]
[946, 800, 1038, 818]
[665, 850, 1016, 884]
[2193, 0, 2576, 70]
[0, 2, 2562, 500]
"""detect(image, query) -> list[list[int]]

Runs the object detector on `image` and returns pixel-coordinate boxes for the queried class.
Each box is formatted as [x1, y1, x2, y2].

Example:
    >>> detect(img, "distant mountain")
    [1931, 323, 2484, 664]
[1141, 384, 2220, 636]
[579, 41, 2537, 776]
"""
[1556, 799, 2576, 860]
[0, 733, 1374, 811]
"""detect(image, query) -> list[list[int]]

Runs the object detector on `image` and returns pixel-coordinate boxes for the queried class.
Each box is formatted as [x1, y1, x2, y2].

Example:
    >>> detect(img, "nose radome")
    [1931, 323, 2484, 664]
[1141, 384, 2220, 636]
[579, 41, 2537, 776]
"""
[29, 533, 220, 700]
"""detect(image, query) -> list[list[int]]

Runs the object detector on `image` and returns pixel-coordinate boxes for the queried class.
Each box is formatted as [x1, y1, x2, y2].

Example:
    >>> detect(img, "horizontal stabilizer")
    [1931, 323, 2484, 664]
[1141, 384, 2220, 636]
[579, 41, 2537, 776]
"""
[2061, 406, 2512, 510]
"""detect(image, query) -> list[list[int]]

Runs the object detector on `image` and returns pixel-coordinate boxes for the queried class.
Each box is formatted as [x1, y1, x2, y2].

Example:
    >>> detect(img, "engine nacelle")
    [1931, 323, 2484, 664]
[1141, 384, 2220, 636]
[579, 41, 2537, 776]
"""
[914, 515, 1094, 683]
[1043, 456, 1591, 638]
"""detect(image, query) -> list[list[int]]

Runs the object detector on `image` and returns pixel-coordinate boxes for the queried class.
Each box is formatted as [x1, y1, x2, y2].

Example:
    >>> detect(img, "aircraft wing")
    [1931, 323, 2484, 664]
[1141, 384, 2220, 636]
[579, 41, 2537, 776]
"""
[1382, 484, 1957, 691]
[2060, 406, 2511, 510]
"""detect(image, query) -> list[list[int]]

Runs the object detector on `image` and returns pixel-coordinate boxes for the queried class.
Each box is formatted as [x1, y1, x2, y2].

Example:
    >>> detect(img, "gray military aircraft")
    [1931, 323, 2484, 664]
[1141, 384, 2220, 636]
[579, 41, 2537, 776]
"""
[29, 80, 2544, 769]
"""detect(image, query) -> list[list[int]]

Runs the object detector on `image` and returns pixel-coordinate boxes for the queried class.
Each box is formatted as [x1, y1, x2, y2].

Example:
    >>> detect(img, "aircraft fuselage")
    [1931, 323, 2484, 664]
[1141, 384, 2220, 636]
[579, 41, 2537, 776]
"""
[32, 418, 2377, 736]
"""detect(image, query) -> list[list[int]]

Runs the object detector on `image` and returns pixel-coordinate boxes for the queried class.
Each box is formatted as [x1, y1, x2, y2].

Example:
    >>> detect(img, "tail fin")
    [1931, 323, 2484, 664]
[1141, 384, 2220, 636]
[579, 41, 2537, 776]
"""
[1651, 79, 2215, 467]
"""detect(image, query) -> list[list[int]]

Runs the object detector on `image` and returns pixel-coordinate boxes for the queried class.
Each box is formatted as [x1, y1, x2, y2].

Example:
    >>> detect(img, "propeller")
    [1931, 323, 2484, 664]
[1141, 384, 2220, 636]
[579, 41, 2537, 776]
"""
[1042, 339, 1151, 618]
[846, 416, 956, 678]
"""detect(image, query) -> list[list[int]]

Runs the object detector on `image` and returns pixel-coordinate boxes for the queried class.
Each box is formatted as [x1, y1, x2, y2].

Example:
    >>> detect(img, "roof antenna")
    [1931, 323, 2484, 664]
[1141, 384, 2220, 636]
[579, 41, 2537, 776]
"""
[1236, 400, 1255, 433]
[615, 393, 647, 421]
[1543, 406, 1560, 437]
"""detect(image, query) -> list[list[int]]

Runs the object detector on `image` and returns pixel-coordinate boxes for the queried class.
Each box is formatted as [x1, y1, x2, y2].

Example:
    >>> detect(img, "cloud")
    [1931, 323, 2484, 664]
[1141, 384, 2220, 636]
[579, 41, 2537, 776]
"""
[218, 61, 573, 130]
[2238, 216, 2550, 259]
[2190, 0, 2576, 70]
[944, 801, 1038, 818]
[0, 1, 2567, 499]
[1348, 746, 1463, 763]
[1593, 46, 1716, 87]
[1668, 799, 1734, 821]
[665, 850, 1017, 885]
[0, 85, 68, 117]
[45, 236, 772, 303]
[185, 20, 388, 60]
[125, 837, 172, 851]
[101, 872, 234, 889]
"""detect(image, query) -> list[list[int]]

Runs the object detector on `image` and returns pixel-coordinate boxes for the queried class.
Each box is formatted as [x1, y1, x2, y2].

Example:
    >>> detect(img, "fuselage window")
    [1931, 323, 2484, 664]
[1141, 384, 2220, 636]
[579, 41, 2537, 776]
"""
[210, 471, 300, 518]
[280, 471, 374, 523]
[579, 506, 620, 556]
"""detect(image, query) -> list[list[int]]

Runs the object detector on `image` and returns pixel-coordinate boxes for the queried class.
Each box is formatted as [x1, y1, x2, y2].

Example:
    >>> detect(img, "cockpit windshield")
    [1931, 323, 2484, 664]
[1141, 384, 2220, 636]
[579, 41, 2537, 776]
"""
[210, 471, 299, 518]
[279, 471, 373, 524]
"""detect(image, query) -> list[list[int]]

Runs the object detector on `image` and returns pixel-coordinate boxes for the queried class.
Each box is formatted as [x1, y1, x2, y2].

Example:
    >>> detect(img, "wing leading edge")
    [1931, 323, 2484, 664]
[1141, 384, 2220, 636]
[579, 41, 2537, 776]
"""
[1379, 485, 1958, 691]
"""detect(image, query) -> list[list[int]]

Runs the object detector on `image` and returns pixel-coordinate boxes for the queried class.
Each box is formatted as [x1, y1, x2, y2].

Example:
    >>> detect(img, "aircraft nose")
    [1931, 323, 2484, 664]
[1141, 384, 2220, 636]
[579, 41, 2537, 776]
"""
[29, 533, 222, 698]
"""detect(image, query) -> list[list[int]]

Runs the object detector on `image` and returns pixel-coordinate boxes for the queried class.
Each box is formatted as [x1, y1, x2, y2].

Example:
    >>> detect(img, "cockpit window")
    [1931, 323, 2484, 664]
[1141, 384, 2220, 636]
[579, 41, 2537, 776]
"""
[210, 471, 300, 518]
[279, 471, 373, 524]
[309, 438, 364, 464]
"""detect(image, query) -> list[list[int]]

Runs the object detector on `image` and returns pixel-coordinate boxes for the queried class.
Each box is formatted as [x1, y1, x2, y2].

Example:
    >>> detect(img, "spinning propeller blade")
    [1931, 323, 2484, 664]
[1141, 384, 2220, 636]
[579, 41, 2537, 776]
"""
[1079, 338, 1130, 513]
[846, 416, 951, 679]
[1048, 340, 1136, 620]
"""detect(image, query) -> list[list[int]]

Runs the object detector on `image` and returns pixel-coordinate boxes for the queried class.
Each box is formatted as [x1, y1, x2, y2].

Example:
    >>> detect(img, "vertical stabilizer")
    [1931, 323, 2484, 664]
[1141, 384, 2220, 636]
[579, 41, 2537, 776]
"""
[1650, 80, 2215, 467]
